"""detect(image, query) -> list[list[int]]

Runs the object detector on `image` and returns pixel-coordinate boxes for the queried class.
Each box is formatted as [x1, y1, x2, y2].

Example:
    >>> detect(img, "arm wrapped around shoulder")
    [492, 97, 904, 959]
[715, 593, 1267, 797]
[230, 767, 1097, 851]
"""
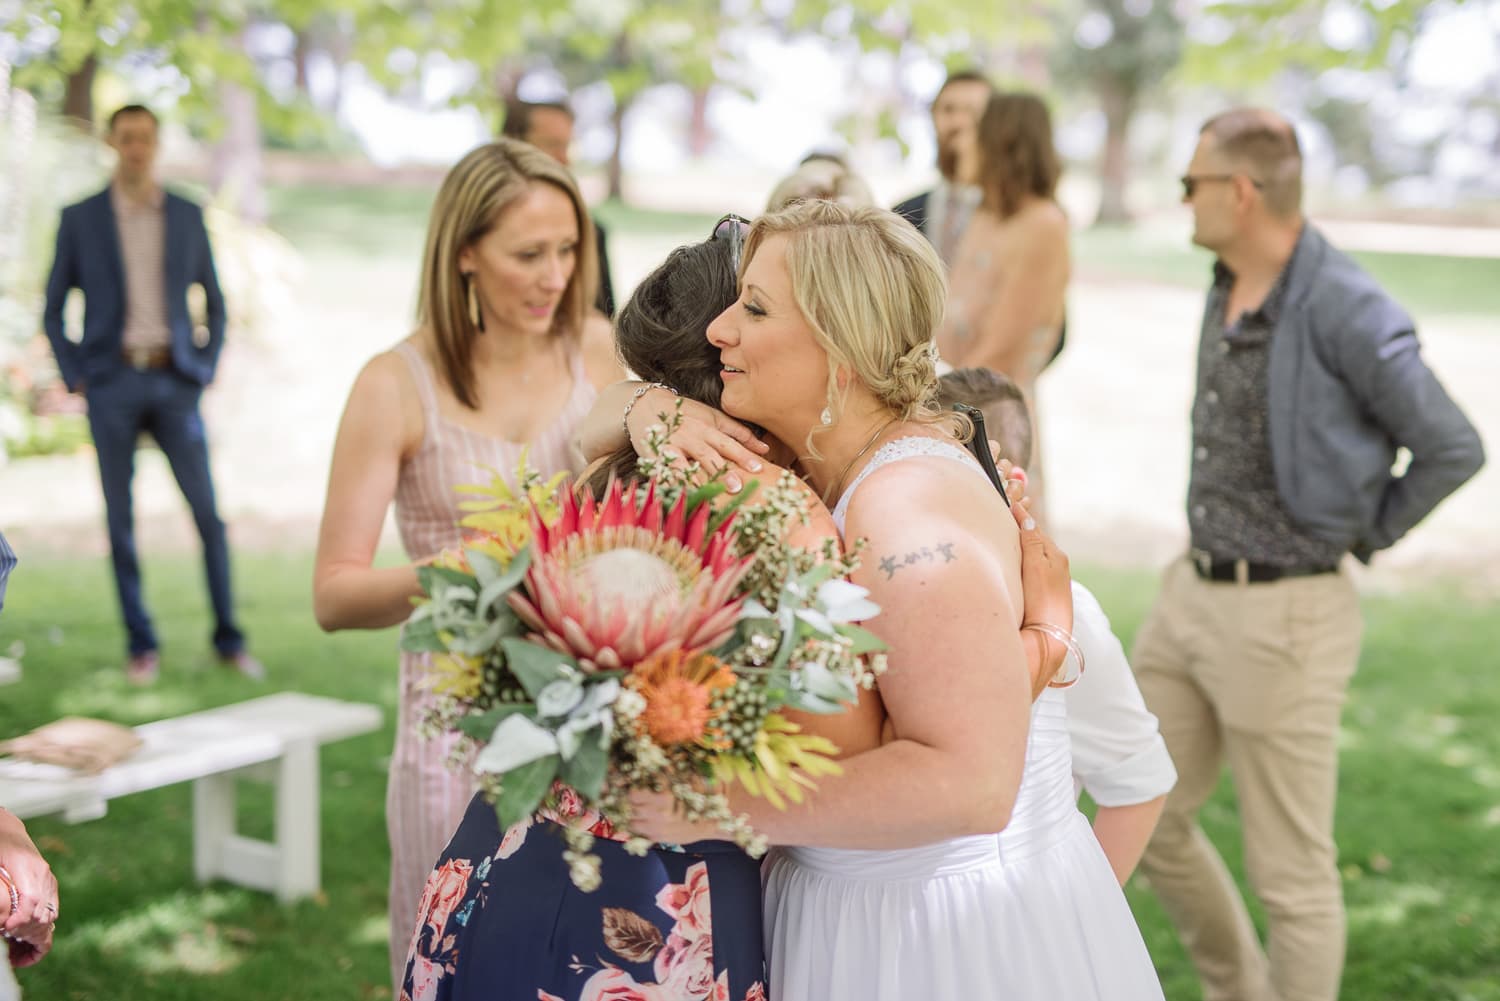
[1329, 290, 1485, 556]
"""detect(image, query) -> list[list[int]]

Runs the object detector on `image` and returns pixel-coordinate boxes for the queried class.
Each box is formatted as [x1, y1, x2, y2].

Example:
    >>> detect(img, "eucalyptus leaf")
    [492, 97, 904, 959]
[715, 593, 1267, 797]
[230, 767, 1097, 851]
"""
[465, 547, 504, 588]
[458, 703, 536, 741]
[800, 659, 857, 704]
[493, 753, 560, 832]
[450, 616, 509, 657]
[418, 564, 476, 595]
[476, 547, 532, 614]
[502, 637, 577, 698]
[474, 714, 562, 774]
[558, 726, 610, 800]
[840, 624, 887, 656]
[399, 613, 447, 654]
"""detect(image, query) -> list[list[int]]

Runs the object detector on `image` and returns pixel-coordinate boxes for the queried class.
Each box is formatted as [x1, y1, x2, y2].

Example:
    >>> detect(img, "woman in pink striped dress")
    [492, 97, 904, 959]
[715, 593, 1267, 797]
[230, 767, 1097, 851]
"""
[311, 139, 622, 989]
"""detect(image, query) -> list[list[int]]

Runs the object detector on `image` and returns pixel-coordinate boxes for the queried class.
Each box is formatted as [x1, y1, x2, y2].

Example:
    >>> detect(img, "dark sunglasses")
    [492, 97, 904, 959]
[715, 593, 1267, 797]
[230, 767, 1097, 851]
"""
[710, 213, 752, 272]
[1180, 174, 1265, 199]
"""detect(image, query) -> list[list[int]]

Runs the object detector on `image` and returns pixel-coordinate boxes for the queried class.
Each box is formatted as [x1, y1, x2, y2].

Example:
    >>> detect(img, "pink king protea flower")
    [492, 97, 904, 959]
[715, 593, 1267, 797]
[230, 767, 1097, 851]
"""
[508, 480, 753, 672]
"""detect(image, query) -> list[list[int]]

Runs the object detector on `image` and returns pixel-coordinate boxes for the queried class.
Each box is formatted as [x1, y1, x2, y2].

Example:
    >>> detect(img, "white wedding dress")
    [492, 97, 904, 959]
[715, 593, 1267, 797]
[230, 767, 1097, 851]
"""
[762, 437, 1164, 1001]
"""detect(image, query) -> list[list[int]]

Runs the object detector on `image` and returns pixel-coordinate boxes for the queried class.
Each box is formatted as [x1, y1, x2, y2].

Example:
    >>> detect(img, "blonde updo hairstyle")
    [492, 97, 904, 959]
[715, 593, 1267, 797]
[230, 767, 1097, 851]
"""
[740, 200, 968, 455]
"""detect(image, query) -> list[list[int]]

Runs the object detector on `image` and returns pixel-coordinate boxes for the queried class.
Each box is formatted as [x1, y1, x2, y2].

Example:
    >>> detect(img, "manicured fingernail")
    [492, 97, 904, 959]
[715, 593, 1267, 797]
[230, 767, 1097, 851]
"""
[726, 475, 742, 493]
[747, 460, 763, 472]
[1023, 517, 1036, 531]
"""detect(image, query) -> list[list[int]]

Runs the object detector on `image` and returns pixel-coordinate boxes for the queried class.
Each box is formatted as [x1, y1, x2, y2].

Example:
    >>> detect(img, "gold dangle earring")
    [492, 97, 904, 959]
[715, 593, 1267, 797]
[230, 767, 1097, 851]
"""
[464, 272, 485, 332]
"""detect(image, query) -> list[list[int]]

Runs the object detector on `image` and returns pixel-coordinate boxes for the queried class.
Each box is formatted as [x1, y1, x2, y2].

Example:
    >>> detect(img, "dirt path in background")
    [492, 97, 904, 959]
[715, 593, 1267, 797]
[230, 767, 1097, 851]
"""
[2, 235, 1495, 595]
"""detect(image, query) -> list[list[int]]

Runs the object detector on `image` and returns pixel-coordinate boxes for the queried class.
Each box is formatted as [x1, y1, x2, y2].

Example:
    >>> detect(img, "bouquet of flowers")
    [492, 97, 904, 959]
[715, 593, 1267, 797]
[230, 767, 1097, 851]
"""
[403, 426, 885, 889]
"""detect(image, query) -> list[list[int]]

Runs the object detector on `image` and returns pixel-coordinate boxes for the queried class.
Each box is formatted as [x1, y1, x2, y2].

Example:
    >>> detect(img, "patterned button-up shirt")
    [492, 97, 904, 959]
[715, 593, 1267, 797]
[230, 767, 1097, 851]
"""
[110, 181, 171, 351]
[1185, 244, 1347, 568]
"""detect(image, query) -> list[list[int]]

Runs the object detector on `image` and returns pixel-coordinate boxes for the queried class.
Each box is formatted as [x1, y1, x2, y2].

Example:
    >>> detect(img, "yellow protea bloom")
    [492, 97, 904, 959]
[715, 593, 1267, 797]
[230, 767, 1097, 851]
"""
[712, 713, 843, 810]
[456, 451, 568, 566]
[428, 651, 483, 700]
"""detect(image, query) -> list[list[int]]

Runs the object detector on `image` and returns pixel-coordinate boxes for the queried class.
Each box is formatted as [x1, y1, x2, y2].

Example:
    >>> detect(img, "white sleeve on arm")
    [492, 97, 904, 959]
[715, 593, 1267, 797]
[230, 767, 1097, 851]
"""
[1065, 582, 1178, 807]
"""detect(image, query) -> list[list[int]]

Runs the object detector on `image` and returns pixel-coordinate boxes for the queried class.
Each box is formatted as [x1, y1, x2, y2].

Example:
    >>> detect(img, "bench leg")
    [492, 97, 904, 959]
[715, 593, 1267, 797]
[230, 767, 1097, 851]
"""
[273, 740, 320, 903]
[190, 741, 322, 903]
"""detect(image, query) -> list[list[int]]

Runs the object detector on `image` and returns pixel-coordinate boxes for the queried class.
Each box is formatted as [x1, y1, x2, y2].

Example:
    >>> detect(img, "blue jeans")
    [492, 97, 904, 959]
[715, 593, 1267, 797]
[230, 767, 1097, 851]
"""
[84, 367, 244, 657]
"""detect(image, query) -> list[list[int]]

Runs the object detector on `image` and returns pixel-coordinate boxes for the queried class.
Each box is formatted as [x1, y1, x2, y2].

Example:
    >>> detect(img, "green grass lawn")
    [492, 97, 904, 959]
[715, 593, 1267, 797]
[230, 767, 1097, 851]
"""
[2, 553, 1498, 999]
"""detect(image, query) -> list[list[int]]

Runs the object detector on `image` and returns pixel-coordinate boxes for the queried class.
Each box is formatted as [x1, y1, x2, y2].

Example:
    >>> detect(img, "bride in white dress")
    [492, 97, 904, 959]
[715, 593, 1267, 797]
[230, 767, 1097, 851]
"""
[763, 436, 1164, 1001]
[632, 200, 1163, 1001]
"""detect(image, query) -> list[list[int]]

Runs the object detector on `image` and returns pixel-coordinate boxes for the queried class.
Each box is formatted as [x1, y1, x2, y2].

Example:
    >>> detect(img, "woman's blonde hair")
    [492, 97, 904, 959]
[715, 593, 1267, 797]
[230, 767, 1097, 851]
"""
[416, 139, 598, 409]
[742, 200, 966, 451]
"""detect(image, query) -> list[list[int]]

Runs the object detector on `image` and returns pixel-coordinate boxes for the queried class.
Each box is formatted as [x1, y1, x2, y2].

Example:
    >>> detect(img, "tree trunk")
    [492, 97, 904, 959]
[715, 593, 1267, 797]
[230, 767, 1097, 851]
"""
[1094, 82, 1136, 226]
[293, 30, 312, 98]
[62, 53, 97, 131]
[212, 37, 267, 223]
[606, 33, 632, 202]
[326, 20, 352, 115]
[687, 86, 711, 157]
[607, 95, 629, 201]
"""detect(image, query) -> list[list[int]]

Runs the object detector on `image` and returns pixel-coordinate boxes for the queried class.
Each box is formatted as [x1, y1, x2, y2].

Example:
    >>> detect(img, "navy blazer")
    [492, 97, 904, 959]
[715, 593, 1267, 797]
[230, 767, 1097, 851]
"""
[43, 186, 227, 389]
[892, 190, 931, 235]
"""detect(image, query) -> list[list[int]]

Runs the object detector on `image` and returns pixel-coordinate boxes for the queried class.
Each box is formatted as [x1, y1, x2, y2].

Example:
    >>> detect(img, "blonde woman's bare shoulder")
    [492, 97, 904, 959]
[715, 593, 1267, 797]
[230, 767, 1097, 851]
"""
[735, 461, 840, 550]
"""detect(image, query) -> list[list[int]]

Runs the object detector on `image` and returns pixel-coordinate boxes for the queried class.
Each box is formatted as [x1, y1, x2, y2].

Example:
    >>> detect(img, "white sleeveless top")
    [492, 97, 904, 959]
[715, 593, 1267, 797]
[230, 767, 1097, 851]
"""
[762, 436, 1165, 1001]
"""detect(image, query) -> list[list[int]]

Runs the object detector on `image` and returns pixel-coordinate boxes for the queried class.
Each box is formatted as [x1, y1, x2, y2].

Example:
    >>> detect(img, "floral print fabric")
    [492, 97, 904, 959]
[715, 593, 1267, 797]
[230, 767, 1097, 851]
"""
[401, 793, 766, 1001]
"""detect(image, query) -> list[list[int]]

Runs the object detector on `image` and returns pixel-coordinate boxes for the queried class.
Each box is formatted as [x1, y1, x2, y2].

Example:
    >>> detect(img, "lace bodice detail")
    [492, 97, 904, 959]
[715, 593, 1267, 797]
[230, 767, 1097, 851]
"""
[830, 436, 988, 532]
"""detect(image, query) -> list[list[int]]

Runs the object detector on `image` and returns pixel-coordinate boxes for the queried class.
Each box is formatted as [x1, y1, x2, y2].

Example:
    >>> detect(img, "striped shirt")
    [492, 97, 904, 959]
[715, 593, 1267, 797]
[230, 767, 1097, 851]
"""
[110, 181, 171, 352]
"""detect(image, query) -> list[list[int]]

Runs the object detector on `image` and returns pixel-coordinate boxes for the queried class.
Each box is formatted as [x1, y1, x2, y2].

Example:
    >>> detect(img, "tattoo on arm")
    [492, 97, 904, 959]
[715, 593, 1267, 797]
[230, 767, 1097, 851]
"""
[878, 541, 958, 579]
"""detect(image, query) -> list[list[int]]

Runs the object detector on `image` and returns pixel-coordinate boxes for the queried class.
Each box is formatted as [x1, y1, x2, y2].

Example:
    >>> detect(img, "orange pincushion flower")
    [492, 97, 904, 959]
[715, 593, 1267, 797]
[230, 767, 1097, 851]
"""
[629, 651, 736, 747]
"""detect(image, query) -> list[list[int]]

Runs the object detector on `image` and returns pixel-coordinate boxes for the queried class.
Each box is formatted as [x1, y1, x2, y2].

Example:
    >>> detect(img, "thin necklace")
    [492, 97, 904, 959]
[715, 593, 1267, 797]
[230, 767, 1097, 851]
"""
[821, 416, 898, 506]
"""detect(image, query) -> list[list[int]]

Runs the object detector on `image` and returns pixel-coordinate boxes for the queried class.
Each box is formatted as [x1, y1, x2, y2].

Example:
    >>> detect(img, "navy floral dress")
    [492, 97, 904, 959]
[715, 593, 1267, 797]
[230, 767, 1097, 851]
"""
[400, 790, 767, 1001]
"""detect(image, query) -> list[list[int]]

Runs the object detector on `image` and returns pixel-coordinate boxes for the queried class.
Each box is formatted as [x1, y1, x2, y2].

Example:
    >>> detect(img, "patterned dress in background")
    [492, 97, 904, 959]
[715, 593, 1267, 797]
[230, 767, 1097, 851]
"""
[401, 791, 766, 1001]
[386, 341, 597, 985]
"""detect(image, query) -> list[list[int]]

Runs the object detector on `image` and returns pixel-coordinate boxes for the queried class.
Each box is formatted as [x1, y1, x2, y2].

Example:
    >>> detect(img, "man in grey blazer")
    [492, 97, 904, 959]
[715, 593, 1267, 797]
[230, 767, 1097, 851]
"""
[1133, 108, 1483, 1001]
[42, 105, 262, 684]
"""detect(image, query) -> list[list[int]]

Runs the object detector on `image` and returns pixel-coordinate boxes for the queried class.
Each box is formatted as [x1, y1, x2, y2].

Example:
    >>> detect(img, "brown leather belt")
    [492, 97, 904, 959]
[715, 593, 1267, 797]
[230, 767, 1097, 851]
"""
[122, 346, 173, 370]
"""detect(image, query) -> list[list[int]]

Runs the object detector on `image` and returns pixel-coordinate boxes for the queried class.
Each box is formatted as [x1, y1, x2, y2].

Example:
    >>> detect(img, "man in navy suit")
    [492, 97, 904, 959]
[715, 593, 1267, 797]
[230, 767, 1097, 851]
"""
[42, 104, 262, 684]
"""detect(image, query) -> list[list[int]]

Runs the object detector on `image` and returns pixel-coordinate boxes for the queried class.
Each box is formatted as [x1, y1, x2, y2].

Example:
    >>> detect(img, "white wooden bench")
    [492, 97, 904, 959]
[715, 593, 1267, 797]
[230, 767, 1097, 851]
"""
[0, 693, 382, 903]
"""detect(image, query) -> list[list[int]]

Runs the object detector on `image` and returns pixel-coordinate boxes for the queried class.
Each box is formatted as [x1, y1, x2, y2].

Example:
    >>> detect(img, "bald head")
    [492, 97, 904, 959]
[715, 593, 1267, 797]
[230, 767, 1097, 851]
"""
[1199, 108, 1303, 218]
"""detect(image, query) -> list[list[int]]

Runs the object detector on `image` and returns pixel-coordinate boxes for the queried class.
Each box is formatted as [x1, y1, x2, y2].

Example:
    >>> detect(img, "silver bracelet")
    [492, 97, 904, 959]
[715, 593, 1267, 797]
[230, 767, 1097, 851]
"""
[1022, 622, 1085, 688]
[622, 382, 677, 439]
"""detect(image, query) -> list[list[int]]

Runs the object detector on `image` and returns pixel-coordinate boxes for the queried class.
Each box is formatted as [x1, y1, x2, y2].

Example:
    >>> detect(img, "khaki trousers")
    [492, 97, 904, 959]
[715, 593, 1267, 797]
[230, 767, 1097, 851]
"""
[1133, 558, 1363, 1001]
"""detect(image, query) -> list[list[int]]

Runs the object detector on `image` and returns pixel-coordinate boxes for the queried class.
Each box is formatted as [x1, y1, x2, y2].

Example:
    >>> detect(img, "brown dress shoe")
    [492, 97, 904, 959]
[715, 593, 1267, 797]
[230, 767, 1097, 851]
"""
[219, 651, 266, 681]
[125, 650, 160, 685]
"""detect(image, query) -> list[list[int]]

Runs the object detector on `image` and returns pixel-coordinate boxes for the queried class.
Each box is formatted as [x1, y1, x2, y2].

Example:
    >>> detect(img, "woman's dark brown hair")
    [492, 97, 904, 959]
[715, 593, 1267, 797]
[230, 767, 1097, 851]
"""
[582, 237, 740, 495]
[976, 91, 1061, 220]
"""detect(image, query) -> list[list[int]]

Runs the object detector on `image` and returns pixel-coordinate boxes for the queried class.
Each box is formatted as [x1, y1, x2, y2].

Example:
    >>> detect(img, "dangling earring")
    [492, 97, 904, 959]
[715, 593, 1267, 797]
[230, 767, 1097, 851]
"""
[820, 406, 833, 426]
[463, 272, 485, 332]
